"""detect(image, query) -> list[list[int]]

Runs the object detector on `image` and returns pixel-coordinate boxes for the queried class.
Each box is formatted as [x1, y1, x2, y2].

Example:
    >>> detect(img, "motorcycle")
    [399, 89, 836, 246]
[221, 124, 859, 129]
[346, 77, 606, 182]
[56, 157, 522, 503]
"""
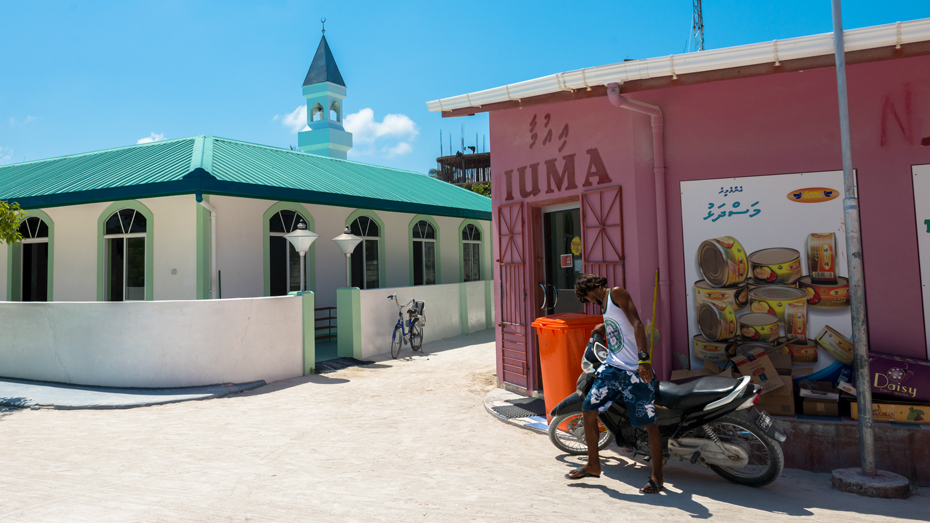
[548, 334, 787, 487]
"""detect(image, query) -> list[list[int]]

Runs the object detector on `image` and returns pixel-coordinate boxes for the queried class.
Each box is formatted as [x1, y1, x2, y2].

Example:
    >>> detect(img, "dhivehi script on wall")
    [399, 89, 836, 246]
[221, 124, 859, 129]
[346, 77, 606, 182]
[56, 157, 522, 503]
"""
[680, 171, 853, 381]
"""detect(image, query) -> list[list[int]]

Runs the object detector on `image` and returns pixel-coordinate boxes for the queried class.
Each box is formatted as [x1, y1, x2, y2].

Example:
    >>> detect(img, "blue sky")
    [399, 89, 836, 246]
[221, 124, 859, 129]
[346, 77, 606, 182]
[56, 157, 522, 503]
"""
[1, 1, 927, 174]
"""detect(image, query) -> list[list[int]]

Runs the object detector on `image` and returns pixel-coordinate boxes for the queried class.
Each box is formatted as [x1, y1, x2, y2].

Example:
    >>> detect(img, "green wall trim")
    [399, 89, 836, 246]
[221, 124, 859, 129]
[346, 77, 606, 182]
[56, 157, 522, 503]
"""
[336, 287, 362, 359]
[459, 283, 469, 335]
[345, 209, 386, 289]
[96, 200, 155, 301]
[6, 209, 56, 301]
[195, 195, 211, 299]
[457, 219, 487, 283]
[407, 214, 442, 286]
[290, 290, 316, 375]
[262, 202, 316, 296]
[485, 280, 493, 329]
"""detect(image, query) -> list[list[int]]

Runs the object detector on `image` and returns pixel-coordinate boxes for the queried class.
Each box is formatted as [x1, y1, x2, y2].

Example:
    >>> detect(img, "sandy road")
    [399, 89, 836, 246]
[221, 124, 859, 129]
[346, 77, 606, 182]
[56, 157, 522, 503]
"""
[0, 329, 924, 522]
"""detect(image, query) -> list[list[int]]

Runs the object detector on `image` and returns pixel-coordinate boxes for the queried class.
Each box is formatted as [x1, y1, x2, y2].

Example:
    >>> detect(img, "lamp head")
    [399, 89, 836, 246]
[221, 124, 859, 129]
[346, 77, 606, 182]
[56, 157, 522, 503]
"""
[284, 220, 319, 254]
[332, 226, 363, 256]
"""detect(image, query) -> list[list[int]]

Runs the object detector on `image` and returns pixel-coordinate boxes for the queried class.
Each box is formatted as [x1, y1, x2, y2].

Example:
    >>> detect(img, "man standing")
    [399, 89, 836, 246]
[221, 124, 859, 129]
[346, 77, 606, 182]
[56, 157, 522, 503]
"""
[566, 273, 663, 494]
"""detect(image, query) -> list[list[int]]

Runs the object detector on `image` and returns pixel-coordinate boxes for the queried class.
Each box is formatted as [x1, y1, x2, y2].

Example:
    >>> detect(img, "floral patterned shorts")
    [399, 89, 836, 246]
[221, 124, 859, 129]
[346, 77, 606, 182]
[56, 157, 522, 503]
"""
[581, 365, 657, 427]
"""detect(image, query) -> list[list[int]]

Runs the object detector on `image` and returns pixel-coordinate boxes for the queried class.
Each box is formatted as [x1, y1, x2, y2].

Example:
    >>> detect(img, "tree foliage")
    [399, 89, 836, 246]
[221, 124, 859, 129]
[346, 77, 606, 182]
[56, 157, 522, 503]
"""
[0, 200, 25, 245]
[462, 182, 491, 197]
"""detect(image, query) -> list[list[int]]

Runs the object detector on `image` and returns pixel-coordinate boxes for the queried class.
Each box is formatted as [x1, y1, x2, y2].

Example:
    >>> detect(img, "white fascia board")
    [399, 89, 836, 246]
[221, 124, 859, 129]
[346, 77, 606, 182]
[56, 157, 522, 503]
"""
[426, 18, 930, 113]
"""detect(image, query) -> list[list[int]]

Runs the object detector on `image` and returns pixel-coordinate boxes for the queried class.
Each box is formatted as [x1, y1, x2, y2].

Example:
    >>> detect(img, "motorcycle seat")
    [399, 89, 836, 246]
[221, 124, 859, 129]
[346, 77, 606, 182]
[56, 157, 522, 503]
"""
[655, 376, 740, 410]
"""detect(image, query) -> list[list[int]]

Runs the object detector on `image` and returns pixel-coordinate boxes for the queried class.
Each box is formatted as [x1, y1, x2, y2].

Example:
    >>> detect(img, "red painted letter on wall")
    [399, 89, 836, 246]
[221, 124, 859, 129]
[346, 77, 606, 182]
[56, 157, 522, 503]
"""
[582, 148, 612, 187]
[545, 154, 577, 194]
[880, 83, 913, 147]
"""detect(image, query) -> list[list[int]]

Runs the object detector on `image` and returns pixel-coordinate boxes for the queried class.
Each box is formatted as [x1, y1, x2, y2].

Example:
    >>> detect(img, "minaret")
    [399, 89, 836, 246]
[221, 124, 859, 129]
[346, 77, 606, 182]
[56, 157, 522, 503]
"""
[297, 21, 353, 159]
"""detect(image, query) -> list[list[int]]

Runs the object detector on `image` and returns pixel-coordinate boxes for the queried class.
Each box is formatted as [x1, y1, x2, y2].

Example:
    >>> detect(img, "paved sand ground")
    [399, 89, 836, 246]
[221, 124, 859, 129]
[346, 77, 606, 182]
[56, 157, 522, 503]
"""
[0, 330, 924, 522]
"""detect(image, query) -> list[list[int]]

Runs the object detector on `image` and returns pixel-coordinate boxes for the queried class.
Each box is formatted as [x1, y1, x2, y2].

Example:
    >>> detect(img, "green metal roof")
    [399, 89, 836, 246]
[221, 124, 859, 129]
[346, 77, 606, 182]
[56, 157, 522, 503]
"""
[0, 136, 491, 220]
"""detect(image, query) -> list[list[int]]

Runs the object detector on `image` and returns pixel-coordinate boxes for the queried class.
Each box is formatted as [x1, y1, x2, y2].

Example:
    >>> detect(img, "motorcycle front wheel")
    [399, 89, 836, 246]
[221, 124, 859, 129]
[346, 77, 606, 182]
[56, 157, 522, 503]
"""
[704, 414, 784, 487]
[547, 413, 614, 455]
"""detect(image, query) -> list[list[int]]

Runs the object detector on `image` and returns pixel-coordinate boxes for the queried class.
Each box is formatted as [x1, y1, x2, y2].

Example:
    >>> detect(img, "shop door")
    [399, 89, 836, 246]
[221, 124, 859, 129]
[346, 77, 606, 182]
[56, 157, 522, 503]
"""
[498, 203, 528, 389]
[541, 208, 585, 315]
[581, 187, 625, 314]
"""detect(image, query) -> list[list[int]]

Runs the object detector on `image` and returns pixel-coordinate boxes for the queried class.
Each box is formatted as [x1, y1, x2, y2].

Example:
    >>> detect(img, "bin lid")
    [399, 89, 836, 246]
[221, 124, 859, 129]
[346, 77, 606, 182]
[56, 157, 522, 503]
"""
[531, 313, 604, 329]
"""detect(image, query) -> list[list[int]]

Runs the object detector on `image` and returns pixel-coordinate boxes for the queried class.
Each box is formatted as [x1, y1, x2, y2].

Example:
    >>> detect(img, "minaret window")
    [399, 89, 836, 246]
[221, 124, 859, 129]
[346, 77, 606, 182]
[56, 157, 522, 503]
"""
[311, 103, 324, 122]
[330, 102, 341, 122]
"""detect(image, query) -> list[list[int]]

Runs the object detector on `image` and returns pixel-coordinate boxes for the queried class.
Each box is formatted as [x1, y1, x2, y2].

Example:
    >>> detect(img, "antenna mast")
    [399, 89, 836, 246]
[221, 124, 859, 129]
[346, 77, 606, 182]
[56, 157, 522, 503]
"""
[692, 0, 705, 52]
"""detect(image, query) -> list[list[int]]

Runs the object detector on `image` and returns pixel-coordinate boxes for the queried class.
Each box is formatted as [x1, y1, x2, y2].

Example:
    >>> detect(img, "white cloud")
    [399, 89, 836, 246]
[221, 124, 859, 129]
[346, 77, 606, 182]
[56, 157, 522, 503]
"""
[137, 132, 165, 144]
[8, 115, 36, 126]
[382, 142, 412, 158]
[344, 108, 418, 145]
[281, 105, 309, 133]
[0, 146, 13, 164]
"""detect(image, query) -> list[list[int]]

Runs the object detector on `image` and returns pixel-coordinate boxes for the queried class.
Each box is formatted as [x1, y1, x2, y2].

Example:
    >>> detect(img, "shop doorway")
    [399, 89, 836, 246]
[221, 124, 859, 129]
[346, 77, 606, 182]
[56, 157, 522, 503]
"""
[541, 207, 585, 316]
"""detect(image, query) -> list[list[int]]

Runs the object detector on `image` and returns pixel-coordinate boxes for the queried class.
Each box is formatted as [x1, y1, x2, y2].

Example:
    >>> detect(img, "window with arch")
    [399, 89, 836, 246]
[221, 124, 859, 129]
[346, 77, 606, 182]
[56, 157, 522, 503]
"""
[412, 220, 436, 286]
[462, 224, 481, 282]
[104, 209, 147, 301]
[311, 103, 324, 122]
[329, 102, 341, 122]
[350, 215, 380, 289]
[19, 217, 50, 301]
[269, 209, 311, 296]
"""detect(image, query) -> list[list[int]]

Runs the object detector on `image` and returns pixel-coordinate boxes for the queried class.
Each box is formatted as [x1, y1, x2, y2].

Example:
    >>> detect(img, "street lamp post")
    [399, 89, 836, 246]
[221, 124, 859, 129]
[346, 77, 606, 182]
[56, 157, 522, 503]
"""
[284, 221, 318, 292]
[332, 226, 363, 287]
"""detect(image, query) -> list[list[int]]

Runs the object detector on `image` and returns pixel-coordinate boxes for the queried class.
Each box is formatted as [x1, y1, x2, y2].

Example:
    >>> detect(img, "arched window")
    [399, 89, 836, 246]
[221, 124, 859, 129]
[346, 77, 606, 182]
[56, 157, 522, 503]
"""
[104, 209, 147, 301]
[330, 102, 341, 122]
[311, 103, 324, 122]
[269, 209, 311, 296]
[412, 220, 436, 286]
[462, 224, 481, 282]
[350, 215, 380, 289]
[19, 217, 49, 301]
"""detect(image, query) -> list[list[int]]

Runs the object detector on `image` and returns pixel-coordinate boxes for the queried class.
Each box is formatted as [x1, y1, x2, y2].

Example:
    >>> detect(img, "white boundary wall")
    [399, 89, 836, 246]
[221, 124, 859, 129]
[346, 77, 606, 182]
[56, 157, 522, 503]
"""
[357, 281, 490, 359]
[0, 296, 303, 388]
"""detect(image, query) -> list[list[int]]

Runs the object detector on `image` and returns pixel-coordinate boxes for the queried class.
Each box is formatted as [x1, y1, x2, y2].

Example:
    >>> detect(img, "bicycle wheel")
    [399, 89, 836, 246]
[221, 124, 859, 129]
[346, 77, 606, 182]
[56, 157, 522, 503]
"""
[390, 325, 403, 359]
[410, 324, 423, 352]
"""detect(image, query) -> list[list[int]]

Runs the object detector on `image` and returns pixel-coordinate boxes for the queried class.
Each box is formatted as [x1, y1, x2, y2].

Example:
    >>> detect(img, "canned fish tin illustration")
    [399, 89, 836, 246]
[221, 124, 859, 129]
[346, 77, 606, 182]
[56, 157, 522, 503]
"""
[787, 339, 819, 364]
[693, 335, 734, 362]
[815, 325, 854, 366]
[734, 341, 776, 356]
[737, 313, 780, 344]
[697, 302, 738, 341]
[784, 301, 808, 341]
[749, 286, 808, 324]
[808, 232, 838, 283]
[798, 276, 850, 309]
[749, 248, 802, 285]
[693, 280, 749, 310]
[697, 236, 748, 288]
[748, 281, 798, 292]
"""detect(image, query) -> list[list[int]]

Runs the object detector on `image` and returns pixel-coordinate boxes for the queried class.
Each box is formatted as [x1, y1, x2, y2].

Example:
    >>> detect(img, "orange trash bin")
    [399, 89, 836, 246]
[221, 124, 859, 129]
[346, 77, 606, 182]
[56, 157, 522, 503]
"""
[531, 313, 604, 422]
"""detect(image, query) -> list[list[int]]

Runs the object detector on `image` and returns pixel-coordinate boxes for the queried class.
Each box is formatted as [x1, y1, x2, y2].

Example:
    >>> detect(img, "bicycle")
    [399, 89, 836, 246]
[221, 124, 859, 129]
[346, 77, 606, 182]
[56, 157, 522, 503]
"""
[387, 294, 425, 359]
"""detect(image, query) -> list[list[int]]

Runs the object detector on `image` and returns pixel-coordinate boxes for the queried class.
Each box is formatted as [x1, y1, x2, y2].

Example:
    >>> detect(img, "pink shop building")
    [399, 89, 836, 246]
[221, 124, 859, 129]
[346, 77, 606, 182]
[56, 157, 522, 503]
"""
[429, 19, 930, 396]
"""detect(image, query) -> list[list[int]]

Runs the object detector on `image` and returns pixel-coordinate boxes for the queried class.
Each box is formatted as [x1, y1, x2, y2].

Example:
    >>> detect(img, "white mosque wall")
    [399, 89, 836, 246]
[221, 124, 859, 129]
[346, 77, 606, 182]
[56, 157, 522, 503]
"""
[146, 195, 198, 300]
[0, 296, 303, 388]
[47, 201, 108, 301]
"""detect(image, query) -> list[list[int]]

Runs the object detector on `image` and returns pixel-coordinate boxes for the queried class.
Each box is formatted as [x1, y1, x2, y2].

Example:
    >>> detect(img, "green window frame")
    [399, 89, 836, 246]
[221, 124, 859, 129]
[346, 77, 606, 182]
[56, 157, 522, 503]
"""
[6, 209, 55, 302]
[408, 215, 441, 286]
[263, 202, 316, 297]
[458, 219, 486, 283]
[97, 201, 154, 301]
[346, 209, 386, 289]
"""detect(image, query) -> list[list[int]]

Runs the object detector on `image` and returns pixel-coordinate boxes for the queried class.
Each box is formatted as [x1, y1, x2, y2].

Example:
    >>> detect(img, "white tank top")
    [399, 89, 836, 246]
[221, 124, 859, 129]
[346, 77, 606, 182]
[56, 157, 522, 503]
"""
[603, 291, 641, 372]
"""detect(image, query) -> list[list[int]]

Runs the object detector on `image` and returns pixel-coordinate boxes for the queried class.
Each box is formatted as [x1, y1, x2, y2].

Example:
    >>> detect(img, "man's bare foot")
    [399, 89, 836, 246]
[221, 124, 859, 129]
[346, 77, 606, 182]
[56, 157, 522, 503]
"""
[640, 477, 663, 493]
[566, 465, 601, 479]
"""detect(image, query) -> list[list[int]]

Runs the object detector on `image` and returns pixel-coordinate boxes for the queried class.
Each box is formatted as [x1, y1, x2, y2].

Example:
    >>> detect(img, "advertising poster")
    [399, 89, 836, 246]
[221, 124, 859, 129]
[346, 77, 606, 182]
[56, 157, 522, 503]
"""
[912, 164, 930, 360]
[681, 171, 853, 381]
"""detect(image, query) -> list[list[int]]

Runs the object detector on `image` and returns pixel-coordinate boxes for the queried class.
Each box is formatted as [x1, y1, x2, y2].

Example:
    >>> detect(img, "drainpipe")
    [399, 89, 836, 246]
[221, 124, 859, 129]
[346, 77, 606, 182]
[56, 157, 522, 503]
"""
[606, 82, 671, 381]
[196, 193, 218, 299]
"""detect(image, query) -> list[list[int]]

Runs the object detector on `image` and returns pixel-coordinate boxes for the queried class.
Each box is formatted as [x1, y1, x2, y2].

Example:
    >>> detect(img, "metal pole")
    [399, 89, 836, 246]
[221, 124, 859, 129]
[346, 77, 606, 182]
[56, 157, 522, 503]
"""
[299, 252, 306, 292]
[345, 254, 351, 288]
[831, 0, 875, 477]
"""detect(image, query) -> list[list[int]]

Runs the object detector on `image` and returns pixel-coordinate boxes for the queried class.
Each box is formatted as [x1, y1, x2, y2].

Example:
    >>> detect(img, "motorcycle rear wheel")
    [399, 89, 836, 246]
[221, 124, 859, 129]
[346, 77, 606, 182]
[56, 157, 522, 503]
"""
[547, 413, 614, 455]
[704, 414, 784, 487]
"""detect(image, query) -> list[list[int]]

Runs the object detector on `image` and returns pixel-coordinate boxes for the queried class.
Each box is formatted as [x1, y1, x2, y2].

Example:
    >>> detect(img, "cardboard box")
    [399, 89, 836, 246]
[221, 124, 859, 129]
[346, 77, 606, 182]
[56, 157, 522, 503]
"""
[803, 399, 840, 416]
[769, 353, 793, 375]
[755, 376, 795, 416]
[731, 348, 783, 394]
[861, 352, 930, 403]
[851, 400, 930, 424]
[670, 369, 713, 381]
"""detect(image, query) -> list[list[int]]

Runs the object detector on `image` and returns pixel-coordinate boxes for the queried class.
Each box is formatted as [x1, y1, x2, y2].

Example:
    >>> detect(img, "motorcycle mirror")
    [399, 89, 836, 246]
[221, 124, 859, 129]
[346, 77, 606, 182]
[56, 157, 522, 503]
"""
[593, 342, 609, 363]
